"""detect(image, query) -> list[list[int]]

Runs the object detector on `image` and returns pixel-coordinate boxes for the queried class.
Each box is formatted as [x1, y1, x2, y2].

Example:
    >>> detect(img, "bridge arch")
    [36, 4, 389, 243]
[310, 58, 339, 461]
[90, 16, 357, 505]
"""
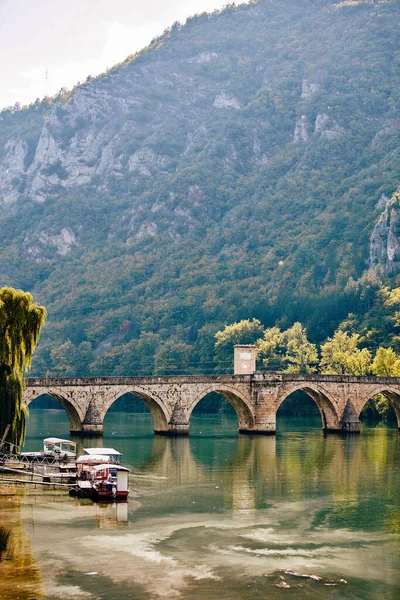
[356, 386, 400, 428]
[24, 389, 84, 433]
[100, 388, 171, 433]
[276, 384, 341, 431]
[186, 385, 255, 432]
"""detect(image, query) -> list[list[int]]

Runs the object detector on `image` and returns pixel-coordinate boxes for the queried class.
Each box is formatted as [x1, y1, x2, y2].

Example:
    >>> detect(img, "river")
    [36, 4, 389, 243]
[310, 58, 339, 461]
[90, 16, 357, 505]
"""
[1, 409, 400, 600]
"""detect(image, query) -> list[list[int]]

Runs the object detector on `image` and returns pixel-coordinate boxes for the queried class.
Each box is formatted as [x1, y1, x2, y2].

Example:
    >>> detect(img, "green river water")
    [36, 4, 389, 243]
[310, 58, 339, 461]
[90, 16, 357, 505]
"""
[1, 409, 400, 600]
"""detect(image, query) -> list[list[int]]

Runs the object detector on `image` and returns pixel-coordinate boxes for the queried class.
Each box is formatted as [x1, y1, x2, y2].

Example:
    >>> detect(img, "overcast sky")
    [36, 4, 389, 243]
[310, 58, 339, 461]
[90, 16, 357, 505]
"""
[0, 0, 232, 109]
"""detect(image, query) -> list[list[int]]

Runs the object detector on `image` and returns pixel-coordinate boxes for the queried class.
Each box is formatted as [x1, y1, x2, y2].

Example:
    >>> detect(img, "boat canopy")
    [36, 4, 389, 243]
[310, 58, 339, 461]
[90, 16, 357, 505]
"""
[44, 438, 76, 447]
[84, 448, 122, 456]
[91, 464, 129, 472]
[76, 454, 113, 464]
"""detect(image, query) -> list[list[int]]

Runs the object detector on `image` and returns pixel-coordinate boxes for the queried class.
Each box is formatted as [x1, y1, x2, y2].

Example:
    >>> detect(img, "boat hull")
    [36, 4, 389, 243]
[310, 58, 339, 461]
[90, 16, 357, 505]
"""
[94, 490, 128, 502]
[69, 486, 128, 502]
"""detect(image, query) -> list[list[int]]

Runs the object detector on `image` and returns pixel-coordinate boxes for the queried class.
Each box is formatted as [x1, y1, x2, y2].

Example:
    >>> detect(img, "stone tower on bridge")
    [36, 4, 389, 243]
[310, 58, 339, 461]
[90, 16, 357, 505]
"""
[234, 345, 256, 375]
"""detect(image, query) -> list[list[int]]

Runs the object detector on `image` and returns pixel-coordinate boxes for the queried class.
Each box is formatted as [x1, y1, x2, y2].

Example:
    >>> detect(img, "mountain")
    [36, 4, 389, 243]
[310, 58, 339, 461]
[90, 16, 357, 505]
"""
[0, 0, 399, 376]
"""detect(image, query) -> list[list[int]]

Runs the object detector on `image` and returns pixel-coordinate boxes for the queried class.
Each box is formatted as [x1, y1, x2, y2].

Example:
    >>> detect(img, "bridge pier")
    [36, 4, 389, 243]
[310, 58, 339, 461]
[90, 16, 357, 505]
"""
[239, 426, 276, 435]
[78, 399, 104, 436]
[239, 415, 277, 435]
[340, 421, 361, 433]
[74, 423, 104, 437]
[339, 399, 361, 433]
[156, 424, 190, 436]
[163, 406, 189, 436]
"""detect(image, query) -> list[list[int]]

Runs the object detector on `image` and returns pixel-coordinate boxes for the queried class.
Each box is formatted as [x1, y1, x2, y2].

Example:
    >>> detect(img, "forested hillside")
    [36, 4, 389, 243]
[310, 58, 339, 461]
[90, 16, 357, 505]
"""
[0, 0, 399, 376]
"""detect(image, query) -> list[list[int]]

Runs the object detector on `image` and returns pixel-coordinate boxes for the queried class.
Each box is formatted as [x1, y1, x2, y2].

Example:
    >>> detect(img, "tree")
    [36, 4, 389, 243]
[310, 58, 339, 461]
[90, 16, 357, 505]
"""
[256, 326, 286, 370]
[283, 322, 318, 373]
[368, 346, 400, 421]
[256, 323, 318, 373]
[371, 347, 400, 377]
[50, 340, 78, 377]
[215, 319, 264, 372]
[50, 340, 94, 377]
[0, 287, 46, 449]
[192, 323, 222, 374]
[154, 338, 193, 375]
[340, 284, 400, 353]
[119, 332, 161, 376]
[320, 330, 371, 375]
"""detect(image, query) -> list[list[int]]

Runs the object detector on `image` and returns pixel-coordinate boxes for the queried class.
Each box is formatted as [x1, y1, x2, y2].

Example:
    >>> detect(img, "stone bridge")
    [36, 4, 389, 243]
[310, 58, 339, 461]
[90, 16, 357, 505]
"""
[23, 372, 400, 436]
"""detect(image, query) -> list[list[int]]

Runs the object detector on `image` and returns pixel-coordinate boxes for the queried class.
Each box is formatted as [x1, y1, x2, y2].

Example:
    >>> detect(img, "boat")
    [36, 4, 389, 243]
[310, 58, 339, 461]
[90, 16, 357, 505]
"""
[19, 438, 77, 462]
[70, 451, 129, 501]
[75, 452, 118, 474]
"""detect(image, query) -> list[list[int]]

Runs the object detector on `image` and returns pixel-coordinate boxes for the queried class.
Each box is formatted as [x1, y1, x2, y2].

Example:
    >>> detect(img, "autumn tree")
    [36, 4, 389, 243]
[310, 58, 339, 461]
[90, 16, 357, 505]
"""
[366, 346, 400, 421]
[320, 330, 371, 375]
[0, 287, 46, 449]
[256, 326, 286, 370]
[283, 322, 318, 373]
[371, 347, 400, 377]
[257, 322, 318, 373]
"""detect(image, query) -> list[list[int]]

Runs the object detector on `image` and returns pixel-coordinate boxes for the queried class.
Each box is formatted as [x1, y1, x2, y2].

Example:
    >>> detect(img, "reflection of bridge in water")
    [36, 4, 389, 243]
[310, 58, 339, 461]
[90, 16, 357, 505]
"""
[101, 432, 400, 513]
[24, 372, 400, 436]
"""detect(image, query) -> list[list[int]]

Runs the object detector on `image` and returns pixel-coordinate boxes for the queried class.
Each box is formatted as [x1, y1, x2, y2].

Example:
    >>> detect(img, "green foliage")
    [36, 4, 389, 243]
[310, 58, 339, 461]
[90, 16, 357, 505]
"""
[361, 394, 396, 422]
[320, 330, 372, 375]
[256, 327, 286, 370]
[283, 322, 319, 373]
[89, 332, 161, 376]
[50, 340, 93, 378]
[371, 347, 400, 377]
[341, 280, 400, 351]
[0, 288, 46, 448]
[154, 338, 193, 375]
[256, 322, 318, 372]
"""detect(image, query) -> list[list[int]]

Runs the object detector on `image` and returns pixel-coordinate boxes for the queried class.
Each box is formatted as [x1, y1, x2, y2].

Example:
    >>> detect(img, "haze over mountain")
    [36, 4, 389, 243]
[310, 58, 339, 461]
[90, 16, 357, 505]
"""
[0, 0, 399, 376]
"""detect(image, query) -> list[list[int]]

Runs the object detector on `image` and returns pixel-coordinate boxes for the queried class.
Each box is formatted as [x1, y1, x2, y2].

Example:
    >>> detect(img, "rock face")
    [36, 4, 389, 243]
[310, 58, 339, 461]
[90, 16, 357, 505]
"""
[301, 79, 320, 100]
[294, 115, 310, 142]
[213, 92, 241, 110]
[24, 227, 78, 262]
[370, 193, 400, 273]
[0, 138, 28, 205]
[294, 112, 346, 143]
[188, 51, 218, 63]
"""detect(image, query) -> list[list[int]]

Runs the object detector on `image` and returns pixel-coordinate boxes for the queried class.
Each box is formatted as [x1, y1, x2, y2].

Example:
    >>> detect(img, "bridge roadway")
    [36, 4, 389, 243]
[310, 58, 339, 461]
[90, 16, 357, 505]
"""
[23, 372, 400, 436]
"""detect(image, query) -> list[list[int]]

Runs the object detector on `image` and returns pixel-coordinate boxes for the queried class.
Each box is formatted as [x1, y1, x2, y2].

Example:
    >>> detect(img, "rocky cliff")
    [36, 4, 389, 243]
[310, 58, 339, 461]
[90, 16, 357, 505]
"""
[370, 192, 400, 274]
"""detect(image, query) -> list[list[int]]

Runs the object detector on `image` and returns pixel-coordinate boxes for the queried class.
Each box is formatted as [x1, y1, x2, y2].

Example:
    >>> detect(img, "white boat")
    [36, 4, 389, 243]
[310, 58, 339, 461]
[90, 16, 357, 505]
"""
[71, 454, 129, 501]
[20, 438, 77, 462]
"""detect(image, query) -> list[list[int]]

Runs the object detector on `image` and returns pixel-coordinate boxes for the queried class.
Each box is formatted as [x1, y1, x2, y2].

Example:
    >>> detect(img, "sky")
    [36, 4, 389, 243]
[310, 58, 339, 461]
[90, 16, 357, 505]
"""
[0, 0, 232, 109]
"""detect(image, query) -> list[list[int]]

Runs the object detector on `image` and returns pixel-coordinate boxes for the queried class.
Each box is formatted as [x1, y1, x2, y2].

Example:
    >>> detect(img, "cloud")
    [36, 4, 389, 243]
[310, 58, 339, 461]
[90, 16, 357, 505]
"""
[0, 0, 229, 108]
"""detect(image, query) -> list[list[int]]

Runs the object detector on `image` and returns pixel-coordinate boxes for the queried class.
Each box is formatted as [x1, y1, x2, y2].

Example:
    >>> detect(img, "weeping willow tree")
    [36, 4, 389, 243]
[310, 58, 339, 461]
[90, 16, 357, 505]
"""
[0, 287, 46, 450]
